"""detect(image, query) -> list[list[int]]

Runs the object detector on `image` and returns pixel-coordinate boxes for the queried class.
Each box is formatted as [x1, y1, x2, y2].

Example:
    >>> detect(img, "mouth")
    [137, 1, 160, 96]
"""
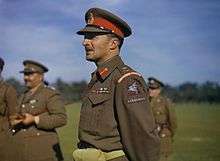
[24, 80, 30, 84]
[85, 47, 93, 52]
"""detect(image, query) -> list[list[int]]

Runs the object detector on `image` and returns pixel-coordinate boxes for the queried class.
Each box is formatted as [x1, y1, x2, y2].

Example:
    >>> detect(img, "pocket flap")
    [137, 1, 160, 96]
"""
[88, 93, 111, 105]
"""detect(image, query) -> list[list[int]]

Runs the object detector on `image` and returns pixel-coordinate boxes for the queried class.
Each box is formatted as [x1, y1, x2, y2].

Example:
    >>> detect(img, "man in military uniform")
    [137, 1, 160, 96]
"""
[0, 57, 18, 161]
[11, 60, 67, 161]
[73, 8, 160, 161]
[148, 77, 177, 161]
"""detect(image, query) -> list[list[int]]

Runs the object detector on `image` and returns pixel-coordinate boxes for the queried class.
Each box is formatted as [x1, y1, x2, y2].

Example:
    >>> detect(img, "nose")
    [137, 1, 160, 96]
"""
[82, 38, 89, 46]
[24, 74, 29, 80]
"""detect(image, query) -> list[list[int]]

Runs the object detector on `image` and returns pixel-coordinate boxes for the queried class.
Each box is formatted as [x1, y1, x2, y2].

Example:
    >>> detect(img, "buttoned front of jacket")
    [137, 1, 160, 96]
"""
[0, 80, 18, 161]
[79, 56, 160, 161]
[14, 83, 67, 161]
[79, 56, 123, 151]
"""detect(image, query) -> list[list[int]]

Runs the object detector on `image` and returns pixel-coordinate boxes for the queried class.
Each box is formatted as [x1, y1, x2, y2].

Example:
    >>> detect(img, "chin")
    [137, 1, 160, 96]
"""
[86, 56, 94, 62]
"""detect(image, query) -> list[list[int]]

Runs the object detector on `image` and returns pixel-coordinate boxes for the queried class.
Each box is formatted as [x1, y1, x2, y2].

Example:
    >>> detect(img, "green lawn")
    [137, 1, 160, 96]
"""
[57, 103, 220, 161]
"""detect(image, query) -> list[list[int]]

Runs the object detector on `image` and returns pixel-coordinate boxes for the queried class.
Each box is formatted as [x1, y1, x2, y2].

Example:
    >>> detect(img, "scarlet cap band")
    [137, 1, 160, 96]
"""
[88, 17, 124, 38]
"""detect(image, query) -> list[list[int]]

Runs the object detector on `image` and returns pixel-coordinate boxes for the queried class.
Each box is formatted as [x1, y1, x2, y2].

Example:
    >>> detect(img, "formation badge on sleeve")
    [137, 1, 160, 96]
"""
[127, 81, 146, 104]
[128, 82, 139, 94]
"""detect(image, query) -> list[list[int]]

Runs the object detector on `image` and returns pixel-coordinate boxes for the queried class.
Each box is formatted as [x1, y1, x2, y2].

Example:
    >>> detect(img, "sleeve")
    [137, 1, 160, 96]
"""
[37, 90, 67, 130]
[5, 85, 18, 116]
[166, 99, 177, 137]
[115, 75, 160, 161]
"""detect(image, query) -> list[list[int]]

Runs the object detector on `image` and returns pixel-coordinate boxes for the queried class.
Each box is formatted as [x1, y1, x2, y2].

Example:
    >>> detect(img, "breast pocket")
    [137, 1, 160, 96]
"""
[28, 99, 47, 116]
[88, 93, 111, 106]
[79, 93, 112, 133]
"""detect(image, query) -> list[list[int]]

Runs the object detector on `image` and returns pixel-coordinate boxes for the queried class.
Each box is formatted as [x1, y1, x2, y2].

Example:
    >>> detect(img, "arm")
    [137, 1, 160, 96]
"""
[115, 76, 160, 161]
[166, 99, 177, 137]
[5, 85, 18, 116]
[36, 91, 67, 130]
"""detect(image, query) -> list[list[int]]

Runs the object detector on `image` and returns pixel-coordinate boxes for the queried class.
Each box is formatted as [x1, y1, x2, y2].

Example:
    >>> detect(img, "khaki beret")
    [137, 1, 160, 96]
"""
[20, 60, 48, 74]
[77, 7, 132, 38]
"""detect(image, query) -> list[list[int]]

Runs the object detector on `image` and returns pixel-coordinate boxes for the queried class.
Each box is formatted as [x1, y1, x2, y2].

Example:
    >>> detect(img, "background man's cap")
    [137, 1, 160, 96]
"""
[0, 57, 4, 71]
[20, 60, 48, 74]
[148, 77, 164, 89]
[77, 7, 132, 38]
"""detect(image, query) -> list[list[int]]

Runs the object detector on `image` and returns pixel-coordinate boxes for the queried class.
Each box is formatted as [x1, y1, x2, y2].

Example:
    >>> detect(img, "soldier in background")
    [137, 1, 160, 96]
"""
[148, 77, 177, 161]
[0, 57, 18, 161]
[73, 7, 160, 161]
[11, 60, 67, 161]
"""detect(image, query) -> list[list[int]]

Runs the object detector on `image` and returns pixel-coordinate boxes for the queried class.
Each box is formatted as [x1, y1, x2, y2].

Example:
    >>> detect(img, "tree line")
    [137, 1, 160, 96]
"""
[6, 77, 220, 104]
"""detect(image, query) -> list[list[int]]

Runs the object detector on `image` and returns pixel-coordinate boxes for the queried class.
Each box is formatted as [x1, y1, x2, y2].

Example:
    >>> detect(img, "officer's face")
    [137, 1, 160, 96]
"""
[82, 33, 112, 63]
[149, 88, 161, 97]
[24, 72, 43, 89]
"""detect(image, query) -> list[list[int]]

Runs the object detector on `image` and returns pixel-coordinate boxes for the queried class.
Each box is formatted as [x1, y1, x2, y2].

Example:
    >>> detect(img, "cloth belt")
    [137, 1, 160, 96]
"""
[73, 142, 125, 161]
[73, 148, 125, 161]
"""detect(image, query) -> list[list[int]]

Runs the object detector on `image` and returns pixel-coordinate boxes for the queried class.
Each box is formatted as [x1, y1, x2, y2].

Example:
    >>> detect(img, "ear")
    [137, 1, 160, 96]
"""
[109, 38, 119, 50]
[39, 74, 44, 81]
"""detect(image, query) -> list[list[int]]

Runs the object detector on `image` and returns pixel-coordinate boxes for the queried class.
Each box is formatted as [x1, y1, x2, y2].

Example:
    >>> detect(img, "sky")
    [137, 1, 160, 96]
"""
[0, 0, 220, 85]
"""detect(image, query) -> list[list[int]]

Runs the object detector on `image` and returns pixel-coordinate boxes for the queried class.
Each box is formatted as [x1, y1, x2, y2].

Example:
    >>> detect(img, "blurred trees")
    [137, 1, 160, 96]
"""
[163, 81, 220, 103]
[5, 78, 220, 104]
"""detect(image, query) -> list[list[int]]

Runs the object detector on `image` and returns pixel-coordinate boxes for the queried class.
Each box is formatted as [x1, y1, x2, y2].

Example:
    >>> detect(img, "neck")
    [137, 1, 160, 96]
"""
[29, 82, 42, 94]
[96, 52, 119, 67]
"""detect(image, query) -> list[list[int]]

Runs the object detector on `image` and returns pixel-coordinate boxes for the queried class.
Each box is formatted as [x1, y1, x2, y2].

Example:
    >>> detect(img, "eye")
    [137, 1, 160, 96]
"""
[84, 33, 97, 40]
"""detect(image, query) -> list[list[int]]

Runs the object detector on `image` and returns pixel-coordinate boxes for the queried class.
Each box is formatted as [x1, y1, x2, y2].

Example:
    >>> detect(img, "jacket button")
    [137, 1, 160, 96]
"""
[161, 134, 166, 138]
[37, 132, 40, 136]
[22, 104, 25, 108]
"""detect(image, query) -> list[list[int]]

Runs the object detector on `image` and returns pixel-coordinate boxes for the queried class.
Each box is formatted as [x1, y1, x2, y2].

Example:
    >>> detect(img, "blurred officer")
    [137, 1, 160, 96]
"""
[73, 8, 160, 161]
[148, 77, 177, 161]
[12, 60, 67, 161]
[0, 57, 18, 161]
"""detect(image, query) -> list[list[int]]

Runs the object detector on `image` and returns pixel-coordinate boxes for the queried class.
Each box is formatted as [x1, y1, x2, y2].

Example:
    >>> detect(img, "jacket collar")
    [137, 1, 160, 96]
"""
[95, 55, 124, 81]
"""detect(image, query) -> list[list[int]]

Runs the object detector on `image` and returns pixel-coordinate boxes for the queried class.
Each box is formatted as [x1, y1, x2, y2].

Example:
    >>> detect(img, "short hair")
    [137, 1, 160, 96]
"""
[107, 34, 124, 50]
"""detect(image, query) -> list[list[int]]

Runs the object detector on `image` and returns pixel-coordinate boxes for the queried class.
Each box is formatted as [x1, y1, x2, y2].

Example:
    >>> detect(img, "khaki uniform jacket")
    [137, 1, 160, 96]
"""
[150, 95, 177, 137]
[79, 56, 160, 161]
[14, 83, 67, 161]
[0, 79, 18, 160]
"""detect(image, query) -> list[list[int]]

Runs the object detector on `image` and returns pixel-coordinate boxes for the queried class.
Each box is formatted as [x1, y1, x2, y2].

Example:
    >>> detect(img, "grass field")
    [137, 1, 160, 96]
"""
[57, 103, 220, 161]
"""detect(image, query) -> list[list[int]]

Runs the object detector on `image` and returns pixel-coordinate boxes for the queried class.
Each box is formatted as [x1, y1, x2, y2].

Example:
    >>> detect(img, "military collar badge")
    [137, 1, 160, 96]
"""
[30, 99, 37, 104]
[98, 67, 109, 78]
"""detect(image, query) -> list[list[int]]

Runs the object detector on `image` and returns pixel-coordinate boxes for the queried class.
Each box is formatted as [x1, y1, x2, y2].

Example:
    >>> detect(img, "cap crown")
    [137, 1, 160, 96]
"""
[20, 60, 48, 74]
[77, 7, 132, 38]
[148, 77, 164, 89]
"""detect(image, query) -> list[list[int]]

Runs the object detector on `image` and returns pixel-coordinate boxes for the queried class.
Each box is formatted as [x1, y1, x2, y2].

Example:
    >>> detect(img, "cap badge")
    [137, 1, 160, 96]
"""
[87, 13, 94, 24]
[150, 79, 155, 84]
